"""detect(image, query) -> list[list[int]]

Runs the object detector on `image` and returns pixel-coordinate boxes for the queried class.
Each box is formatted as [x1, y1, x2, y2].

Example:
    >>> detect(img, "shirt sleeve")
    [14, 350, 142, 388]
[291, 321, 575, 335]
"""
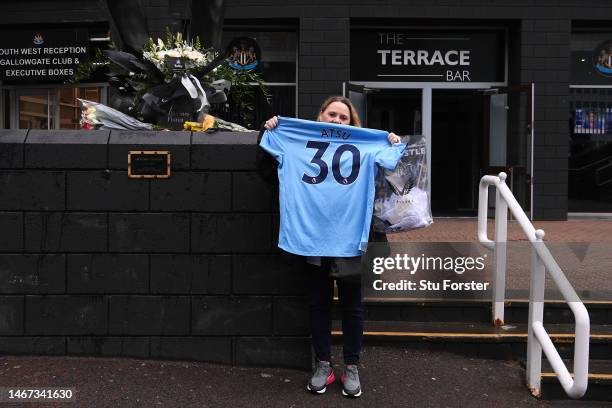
[259, 128, 285, 166]
[375, 143, 407, 170]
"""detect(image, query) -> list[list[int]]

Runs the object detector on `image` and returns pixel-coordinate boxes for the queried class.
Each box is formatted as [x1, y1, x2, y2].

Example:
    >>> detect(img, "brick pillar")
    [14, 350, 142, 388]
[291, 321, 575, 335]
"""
[521, 19, 571, 220]
[299, 17, 350, 119]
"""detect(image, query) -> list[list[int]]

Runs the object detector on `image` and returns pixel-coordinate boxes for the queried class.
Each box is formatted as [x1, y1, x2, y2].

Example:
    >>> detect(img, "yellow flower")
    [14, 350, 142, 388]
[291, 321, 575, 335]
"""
[183, 115, 217, 132]
[202, 114, 216, 130]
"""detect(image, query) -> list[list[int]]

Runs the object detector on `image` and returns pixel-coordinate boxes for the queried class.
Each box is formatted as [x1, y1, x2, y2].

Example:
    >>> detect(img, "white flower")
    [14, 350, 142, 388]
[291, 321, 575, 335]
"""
[142, 36, 218, 74]
[184, 50, 204, 61]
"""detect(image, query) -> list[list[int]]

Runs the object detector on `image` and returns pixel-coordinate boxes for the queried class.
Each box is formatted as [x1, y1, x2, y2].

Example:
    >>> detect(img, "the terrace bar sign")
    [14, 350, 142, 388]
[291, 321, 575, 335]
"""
[350, 30, 505, 83]
[0, 28, 89, 82]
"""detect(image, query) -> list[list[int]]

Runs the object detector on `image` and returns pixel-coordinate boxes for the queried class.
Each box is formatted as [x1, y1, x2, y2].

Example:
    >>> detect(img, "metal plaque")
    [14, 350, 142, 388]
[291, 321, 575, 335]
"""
[128, 151, 171, 178]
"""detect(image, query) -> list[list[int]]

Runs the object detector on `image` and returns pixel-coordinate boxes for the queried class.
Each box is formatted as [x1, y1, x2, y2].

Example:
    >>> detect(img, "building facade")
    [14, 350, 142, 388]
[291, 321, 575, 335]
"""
[1, 0, 612, 220]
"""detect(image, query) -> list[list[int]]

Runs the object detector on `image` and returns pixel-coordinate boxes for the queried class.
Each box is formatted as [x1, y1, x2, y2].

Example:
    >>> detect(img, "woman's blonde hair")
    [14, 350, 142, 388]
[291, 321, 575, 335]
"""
[317, 96, 362, 127]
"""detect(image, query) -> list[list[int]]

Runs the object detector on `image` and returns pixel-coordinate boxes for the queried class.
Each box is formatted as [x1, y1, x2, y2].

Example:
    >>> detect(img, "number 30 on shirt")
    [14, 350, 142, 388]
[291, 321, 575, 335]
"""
[302, 141, 361, 185]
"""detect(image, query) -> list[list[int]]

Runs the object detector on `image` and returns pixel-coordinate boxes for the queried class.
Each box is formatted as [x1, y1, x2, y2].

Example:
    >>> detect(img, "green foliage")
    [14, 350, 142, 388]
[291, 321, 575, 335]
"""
[145, 37, 156, 54]
[165, 27, 174, 48]
[69, 48, 108, 84]
[209, 63, 269, 129]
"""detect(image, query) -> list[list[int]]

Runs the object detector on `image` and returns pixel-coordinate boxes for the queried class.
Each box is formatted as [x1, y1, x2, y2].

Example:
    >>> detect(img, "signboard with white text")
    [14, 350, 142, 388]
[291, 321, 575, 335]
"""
[350, 29, 505, 83]
[0, 28, 89, 82]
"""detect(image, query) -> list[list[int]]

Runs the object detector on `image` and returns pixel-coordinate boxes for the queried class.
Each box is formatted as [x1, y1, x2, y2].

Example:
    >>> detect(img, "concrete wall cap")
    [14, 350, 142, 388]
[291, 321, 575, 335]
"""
[109, 130, 190, 145]
[26, 129, 110, 144]
[0, 130, 28, 143]
[192, 131, 258, 145]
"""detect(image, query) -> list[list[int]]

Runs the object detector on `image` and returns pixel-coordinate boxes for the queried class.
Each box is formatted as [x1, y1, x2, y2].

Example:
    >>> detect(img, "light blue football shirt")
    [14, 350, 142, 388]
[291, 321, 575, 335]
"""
[260, 116, 406, 257]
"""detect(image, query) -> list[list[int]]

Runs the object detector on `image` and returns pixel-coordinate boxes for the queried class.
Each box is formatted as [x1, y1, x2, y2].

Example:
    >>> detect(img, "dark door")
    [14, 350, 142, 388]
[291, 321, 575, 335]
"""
[431, 90, 485, 216]
[364, 89, 422, 135]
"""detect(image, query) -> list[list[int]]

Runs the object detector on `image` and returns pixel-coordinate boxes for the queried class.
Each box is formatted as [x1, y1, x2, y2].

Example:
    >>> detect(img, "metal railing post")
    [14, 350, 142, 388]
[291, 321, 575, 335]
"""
[492, 172, 508, 326]
[526, 229, 546, 397]
[477, 177, 495, 249]
[478, 173, 589, 400]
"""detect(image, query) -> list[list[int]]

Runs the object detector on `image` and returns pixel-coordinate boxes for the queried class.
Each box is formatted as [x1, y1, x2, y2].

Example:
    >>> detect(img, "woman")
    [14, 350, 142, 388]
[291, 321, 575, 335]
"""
[259, 96, 401, 398]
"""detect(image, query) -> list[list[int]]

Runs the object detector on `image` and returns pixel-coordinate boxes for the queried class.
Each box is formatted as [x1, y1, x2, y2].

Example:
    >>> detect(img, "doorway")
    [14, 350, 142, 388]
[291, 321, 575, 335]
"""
[431, 90, 485, 216]
[346, 83, 533, 218]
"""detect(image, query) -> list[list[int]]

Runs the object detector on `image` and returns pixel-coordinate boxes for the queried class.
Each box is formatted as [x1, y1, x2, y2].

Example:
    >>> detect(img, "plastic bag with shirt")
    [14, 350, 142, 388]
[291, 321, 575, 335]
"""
[373, 134, 433, 233]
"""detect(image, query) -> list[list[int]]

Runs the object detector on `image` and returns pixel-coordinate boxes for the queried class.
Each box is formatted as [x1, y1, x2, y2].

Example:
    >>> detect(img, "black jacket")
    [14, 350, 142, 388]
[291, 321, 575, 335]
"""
[256, 126, 279, 185]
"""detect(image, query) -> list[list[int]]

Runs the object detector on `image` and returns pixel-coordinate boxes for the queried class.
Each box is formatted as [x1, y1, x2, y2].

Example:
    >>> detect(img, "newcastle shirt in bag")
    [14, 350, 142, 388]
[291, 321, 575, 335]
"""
[260, 116, 406, 257]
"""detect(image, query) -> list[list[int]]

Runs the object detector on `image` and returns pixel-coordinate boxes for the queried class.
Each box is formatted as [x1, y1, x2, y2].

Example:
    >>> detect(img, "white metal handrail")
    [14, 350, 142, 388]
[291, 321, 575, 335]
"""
[478, 172, 590, 399]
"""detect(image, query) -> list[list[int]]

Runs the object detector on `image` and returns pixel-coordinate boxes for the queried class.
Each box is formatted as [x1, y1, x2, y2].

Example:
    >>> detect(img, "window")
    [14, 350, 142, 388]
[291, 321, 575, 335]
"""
[569, 31, 612, 213]
[12, 86, 105, 130]
[217, 25, 298, 129]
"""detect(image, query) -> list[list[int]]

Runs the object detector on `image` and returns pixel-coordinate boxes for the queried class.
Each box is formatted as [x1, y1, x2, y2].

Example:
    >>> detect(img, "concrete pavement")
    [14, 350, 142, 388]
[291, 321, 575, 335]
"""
[0, 346, 584, 408]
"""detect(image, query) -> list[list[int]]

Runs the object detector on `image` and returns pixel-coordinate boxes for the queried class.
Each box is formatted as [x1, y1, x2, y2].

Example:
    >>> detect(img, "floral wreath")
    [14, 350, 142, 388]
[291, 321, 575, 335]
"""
[75, 29, 266, 131]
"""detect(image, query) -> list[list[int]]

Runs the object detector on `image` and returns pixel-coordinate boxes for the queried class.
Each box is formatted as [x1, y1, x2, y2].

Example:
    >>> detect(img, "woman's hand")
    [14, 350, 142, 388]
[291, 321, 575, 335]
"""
[387, 132, 401, 144]
[264, 116, 279, 130]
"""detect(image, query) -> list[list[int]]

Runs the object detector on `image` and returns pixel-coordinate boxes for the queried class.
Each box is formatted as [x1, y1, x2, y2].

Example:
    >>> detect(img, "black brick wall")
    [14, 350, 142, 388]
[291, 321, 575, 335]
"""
[0, 130, 310, 369]
[1, 1, 608, 220]
[520, 19, 571, 220]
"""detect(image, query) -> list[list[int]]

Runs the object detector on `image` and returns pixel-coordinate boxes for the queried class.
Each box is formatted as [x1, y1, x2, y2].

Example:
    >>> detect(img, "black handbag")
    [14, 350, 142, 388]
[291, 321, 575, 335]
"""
[329, 256, 364, 284]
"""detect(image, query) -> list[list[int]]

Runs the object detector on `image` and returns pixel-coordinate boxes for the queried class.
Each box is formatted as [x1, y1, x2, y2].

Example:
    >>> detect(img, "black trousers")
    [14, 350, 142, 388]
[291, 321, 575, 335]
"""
[307, 257, 364, 365]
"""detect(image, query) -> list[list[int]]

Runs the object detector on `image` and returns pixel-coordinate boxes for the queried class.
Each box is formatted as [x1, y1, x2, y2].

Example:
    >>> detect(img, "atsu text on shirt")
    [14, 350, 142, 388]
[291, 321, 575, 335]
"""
[260, 116, 406, 257]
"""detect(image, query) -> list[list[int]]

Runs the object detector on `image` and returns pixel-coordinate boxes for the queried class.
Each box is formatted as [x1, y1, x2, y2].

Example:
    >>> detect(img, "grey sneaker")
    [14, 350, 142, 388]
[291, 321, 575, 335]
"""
[306, 360, 335, 394]
[341, 364, 362, 397]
